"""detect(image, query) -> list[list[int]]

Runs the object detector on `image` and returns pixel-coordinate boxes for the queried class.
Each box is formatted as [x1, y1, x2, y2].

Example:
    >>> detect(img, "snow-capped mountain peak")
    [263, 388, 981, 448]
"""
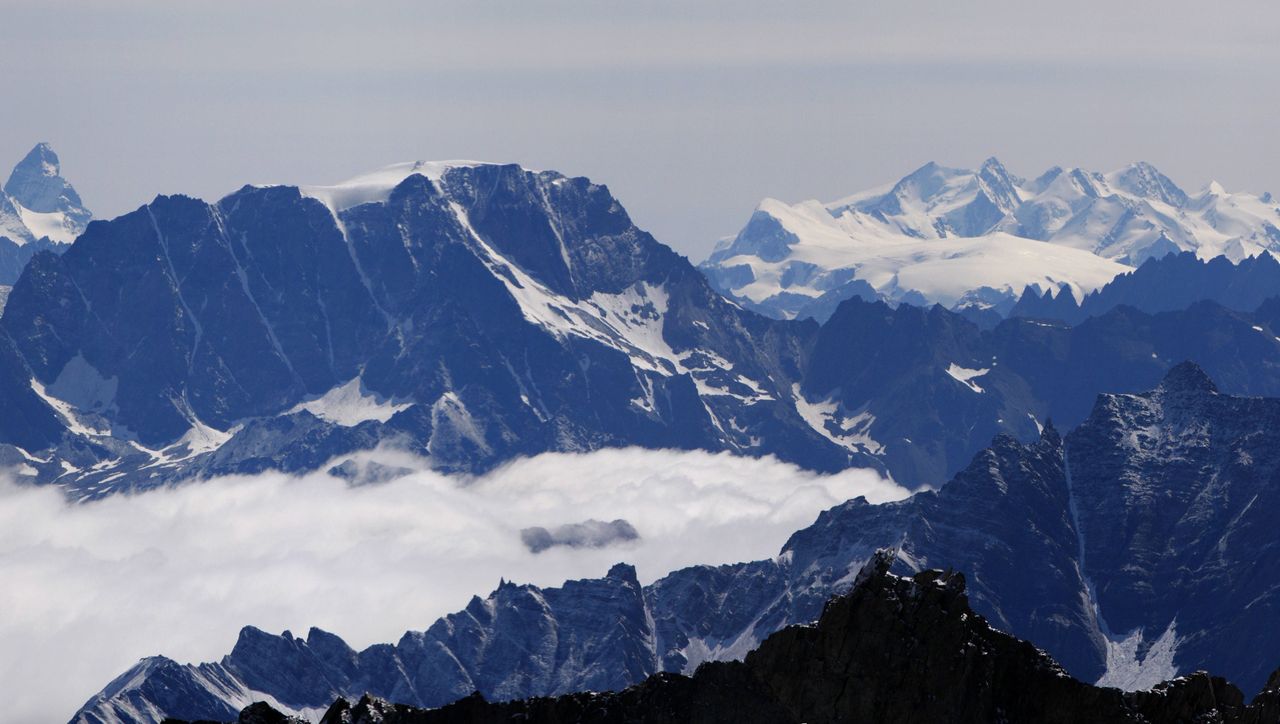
[1104, 161, 1188, 208]
[3, 142, 91, 238]
[701, 158, 1280, 321]
[0, 143, 93, 284]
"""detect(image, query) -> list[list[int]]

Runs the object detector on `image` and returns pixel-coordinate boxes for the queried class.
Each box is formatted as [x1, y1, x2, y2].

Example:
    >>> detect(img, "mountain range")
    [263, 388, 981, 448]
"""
[700, 158, 1280, 321]
[158, 555, 1280, 724]
[0, 143, 91, 287]
[5, 161, 1280, 493]
[2, 154, 1279, 723]
[73, 365, 1280, 721]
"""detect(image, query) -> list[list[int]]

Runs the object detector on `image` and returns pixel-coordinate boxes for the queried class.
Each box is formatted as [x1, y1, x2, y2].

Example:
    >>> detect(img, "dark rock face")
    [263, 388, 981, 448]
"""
[1067, 363, 1280, 694]
[75, 367, 1280, 721]
[164, 558, 1280, 724]
[0, 328, 64, 451]
[804, 292, 1280, 489]
[1011, 250, 1280, 324]
[0, 234, 62, 286]
[2, 163, 870, 496]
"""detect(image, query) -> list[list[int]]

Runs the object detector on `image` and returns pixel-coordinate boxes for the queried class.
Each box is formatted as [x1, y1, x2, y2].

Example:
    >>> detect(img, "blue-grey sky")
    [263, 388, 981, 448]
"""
[2, 0, 1277, 258]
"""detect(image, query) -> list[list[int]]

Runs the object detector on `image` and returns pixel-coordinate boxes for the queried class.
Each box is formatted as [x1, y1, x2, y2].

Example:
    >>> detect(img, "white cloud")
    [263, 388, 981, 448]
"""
[0, 447, 906, 722]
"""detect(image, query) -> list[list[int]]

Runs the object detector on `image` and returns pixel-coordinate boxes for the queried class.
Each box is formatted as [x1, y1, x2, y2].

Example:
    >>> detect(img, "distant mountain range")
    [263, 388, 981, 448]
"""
[0, 143, 91, 287]
[700, 158, 1280, 320]
[74, 365, 1280, 722]
[4, 161, 1280, 494]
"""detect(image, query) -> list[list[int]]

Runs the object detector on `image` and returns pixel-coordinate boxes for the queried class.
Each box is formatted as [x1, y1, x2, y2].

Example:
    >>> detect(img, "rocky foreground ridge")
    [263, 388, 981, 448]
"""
[164, 555, 1280, 724]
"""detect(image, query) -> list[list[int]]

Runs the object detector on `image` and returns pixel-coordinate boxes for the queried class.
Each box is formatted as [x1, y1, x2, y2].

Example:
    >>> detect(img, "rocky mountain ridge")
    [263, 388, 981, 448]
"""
[1011, 250, 1280, 324]
[7, 196, 1280, 493]
[75, 364, 1280, 721]
[160, 555, 1280, 724]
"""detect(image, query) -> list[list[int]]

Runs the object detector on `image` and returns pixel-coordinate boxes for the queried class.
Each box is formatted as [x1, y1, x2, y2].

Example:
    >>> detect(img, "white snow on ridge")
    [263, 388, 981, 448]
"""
[792, 384, 883, 454]
[1095, 620, 1181, 691]
[297, 161, 503, 213]
[679, 625, 761, 674]
[705, 159, 1280, 317]
[288, 377, 411, 427]
[945, 364, 990, 394]
[721, 198, 1129, 310]
[442, 193, 776, 408]
[16, 201, 80, 244]
[30, 378, 111, 438]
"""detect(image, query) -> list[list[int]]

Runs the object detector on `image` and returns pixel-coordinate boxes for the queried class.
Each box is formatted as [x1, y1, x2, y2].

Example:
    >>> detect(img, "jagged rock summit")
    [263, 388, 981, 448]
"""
[1159, 359, 1220, 395]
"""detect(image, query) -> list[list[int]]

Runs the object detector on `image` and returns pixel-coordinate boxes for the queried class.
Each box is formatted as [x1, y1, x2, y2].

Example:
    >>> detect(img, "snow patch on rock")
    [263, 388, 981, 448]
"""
[1095, 620, 1180, 691]
[945, 363, 990, 393]
[288, 377, 410, 427]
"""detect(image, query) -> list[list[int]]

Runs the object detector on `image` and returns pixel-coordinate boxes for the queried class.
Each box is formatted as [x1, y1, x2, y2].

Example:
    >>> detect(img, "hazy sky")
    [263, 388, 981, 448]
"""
[2, 0, 1277, 258]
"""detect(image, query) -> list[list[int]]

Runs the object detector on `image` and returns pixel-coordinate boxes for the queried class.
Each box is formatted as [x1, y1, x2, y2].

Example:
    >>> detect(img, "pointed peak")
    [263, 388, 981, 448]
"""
[853, 548, 897, 588]
[1038, 418, 1061, 447]
[977, 156, 1020, 199]
[5, 141, 89, 222]
[1031, 165, 1065, 190]
[228, 625, 292, 658]
[979, 156, 1007, 173]
[1158, 361, 1218, 395]
[1205, 180, 1228, 196]
[606, 562, 639, 584]
[897, 161, 948, 184]
[21, 141, 59, 166]
[1109, 161, 1188, 207]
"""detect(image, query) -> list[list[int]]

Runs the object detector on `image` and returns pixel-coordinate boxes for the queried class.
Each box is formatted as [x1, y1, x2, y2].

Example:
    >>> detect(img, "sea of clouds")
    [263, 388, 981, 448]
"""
[0, 446, 906, 722]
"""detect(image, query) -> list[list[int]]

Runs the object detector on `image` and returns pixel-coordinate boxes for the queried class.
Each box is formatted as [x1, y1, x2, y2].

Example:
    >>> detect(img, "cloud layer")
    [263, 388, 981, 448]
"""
[0, 447, 906, 722]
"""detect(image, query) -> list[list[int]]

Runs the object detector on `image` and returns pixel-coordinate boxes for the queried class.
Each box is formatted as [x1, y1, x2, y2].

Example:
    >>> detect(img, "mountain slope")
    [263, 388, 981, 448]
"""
[75, 365, 1280, 721]
[702, 158, 1280, 321]
[0, 162, 867, 497]
[795, 295, 1280, 488]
